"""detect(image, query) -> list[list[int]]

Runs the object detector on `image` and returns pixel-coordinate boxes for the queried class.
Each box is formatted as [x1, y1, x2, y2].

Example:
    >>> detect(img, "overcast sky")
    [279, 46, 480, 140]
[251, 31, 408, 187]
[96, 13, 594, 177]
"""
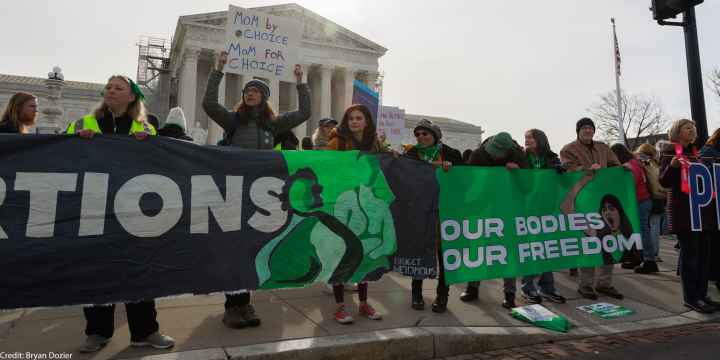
[2, 0, 719, 149]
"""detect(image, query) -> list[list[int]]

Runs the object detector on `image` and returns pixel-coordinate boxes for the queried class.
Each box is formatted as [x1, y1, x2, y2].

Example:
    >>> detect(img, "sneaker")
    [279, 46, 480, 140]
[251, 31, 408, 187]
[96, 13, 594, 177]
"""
[578, 286, 598, 300]
[596, 286, 624, 300]
[130, 332, 175, 349]
[540, 291, 567, 304]
[634, 262, 659, 274]
[239, 303, 261, 327]
[459, 286, 479, 302]
[359, 303, 382, 320]
[223, 307, 249, 329]
[521, 292, 542, 304]
[501, 292, 516, 309]
[335, 305, 354, 324]
[79, 335, 110, 353]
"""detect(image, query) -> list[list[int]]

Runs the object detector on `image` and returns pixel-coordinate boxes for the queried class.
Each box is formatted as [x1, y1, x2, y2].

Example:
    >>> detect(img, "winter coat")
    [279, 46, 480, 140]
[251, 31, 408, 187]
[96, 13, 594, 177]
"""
[403, 143, 463, 164]
[326, 129, 382, 152]
[0, 121, 20, 133]
[469, 137, 528, 168]
[525, 150, 564, 171]
[659, 143, 699, 234]
[628, 158, 651, 202]
[202, 70, 311, 149]
[158, 124, 194, 142]
[560, 139, 621, 171]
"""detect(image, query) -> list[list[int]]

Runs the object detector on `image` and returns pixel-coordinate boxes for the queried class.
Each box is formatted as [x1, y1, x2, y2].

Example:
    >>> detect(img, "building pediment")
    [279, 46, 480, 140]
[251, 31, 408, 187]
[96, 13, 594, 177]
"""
[178, 3, 386, 55]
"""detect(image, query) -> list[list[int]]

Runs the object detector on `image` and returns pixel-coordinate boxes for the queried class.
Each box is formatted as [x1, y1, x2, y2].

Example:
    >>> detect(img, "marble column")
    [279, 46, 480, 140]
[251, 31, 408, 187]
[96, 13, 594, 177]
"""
[319, 65, 332, 120]
[179, 46, 200, 137]
[343, 67, 355, 111]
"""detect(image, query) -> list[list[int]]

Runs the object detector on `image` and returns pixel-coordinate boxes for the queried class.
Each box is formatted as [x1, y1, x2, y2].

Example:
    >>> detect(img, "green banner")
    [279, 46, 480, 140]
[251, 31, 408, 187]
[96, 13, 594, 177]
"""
[438, 167, 640, 284]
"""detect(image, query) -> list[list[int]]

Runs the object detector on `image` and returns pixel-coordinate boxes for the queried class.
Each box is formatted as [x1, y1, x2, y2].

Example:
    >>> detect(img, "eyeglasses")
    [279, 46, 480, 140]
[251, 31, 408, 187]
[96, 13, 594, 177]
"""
[415, 131, 430, 137]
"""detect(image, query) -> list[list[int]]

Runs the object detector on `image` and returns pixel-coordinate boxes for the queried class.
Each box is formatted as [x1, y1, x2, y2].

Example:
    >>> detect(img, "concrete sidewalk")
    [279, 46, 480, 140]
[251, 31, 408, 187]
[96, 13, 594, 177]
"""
[2, 237, 719, 360]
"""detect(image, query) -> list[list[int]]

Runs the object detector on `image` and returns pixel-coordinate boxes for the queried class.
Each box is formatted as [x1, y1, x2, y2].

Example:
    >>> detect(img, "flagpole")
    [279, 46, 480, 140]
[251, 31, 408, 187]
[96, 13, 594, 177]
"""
[612, 18, 626, 145]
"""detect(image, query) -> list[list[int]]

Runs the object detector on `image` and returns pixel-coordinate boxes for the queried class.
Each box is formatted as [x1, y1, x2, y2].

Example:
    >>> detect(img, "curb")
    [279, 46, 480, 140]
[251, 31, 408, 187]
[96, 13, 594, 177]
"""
[119, 312, 720, 360]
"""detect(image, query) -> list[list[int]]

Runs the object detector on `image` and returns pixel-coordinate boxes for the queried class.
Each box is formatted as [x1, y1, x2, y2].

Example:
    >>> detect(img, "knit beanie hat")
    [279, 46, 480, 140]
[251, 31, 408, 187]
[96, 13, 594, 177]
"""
[243, 79, 270, 102]
[576, 117, 595, 133]
[414, 119, 443, 143]
[165, 107, 187, 130]
[484, 132, 514, 159]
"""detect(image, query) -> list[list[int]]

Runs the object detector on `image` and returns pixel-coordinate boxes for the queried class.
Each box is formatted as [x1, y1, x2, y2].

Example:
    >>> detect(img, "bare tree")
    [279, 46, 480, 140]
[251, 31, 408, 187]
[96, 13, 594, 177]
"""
[709, 67, 720, 100]
[588, 90, 668, 149]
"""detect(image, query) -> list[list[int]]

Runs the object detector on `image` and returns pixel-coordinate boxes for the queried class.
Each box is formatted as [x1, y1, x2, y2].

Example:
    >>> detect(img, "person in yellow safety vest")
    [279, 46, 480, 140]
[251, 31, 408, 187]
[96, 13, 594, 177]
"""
[68, 75, 173, 354]
[66, 75, 156, 139]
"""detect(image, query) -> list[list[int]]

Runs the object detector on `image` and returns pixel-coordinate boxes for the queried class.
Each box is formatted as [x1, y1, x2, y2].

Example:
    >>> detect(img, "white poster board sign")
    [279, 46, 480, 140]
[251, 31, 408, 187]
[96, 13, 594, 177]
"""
[224, 5, 302, 81]
[378, 106, 406, 146]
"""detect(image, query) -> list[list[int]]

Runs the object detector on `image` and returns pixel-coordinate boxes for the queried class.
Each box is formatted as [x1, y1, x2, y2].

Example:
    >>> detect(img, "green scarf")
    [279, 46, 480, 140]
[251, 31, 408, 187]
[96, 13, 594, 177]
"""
[415, 143, 441, 162]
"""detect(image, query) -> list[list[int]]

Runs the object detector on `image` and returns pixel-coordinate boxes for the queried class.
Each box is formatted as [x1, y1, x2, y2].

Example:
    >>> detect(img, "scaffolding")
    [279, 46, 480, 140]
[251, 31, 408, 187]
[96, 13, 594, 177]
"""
[136, 36, 171, 94]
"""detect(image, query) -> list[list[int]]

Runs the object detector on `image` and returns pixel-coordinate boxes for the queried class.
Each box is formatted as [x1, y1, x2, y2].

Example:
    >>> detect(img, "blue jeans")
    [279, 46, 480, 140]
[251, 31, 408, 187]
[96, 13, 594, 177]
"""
[638, 199, 654, 262]
[649, 211, 664, 259]
[521, 272, 556, 295]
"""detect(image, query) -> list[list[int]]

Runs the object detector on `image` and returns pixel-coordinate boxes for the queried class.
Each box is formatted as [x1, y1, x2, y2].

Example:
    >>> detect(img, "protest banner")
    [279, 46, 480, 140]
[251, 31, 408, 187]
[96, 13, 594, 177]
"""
[352, 80, 379, 124]
[577, 303, 635, 319]
[377, 106, 406, 146]
[437, 166, 641, 284]
[0, 135, 438, 309]
[224, 5, 302, 81]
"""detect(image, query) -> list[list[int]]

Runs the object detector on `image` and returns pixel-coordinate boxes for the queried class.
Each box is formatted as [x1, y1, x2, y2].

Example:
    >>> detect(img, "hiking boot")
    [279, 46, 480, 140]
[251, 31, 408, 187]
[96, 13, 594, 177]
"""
[521, 292, 542, 304]
[359, 303, 382, 320]
[578, 286, 598, 300]
[79, 335, 110, 353]
[634, 261, 659, 274]
[223, 307, 249, 329]
[130, 332, 175, 349]
[596, 286, 624, 300]
[460, 285, 479, 302]
[540, 291, 567, 304]
[411, 280, 425, 310]
[239, 304, 261, 327]
[502, 292, 516, 309]
[334, 305, 354, 324]
[431, 295, 448, 313]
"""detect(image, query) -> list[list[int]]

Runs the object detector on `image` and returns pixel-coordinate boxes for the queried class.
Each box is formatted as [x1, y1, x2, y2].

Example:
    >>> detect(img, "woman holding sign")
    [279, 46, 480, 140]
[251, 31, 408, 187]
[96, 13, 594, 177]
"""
[202, 51, 310, 329]
[402, 119, 462, 312]
[65, 75, 174, 353]
[661, 119, 716, 314]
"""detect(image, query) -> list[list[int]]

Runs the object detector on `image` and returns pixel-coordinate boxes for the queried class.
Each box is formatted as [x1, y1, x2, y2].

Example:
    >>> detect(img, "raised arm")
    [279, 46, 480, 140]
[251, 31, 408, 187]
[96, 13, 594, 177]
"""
[275, 65, 312, 133]
[202, 51, 236, 132]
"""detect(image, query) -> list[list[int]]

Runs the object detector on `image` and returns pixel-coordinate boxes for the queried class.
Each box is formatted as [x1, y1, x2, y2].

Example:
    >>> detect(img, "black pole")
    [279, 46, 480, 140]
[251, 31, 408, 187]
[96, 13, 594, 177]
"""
[683, 7, 708, 144]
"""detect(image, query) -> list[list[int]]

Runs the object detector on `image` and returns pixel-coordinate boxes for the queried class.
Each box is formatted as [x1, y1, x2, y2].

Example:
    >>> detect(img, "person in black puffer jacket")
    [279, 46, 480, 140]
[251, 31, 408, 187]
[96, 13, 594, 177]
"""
[158, 107, 193, 142]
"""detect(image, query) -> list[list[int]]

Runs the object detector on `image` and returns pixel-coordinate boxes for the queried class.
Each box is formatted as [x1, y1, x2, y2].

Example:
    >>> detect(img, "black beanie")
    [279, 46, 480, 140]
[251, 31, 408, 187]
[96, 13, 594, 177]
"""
[576, 117, 595, 133]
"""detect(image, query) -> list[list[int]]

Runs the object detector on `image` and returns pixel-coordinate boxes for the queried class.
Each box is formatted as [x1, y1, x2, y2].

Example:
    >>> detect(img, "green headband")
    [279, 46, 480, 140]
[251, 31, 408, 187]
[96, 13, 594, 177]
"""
[127, 78, 145, 101]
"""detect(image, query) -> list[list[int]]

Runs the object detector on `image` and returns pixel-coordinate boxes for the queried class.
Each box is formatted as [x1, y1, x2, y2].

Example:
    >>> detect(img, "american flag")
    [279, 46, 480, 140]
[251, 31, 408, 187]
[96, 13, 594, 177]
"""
[612, 18, 621, 77]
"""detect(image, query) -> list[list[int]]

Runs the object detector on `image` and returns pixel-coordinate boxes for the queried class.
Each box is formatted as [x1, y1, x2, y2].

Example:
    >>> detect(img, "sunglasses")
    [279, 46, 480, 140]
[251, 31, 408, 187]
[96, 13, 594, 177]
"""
[415, 131, 430, 137]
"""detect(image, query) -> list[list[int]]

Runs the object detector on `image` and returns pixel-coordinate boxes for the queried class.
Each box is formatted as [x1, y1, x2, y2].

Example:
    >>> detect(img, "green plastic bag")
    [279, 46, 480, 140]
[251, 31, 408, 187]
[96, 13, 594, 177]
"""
[511, 304, 572, 333]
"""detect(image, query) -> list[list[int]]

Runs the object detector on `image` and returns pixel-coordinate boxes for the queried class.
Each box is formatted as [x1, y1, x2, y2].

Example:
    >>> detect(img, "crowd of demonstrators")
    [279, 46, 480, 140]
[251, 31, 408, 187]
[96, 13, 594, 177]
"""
[560, 118, 625, 301]
[610, 143, 649, 270]
[64, 75, 174, 353]
[202, 51, 311, 329]
[462, 132, 528, 309]
[326, 104, 384, 324]
[402, 119, 462, 312]
[520, 129, 567, 304]
[0, 92, 38, 133]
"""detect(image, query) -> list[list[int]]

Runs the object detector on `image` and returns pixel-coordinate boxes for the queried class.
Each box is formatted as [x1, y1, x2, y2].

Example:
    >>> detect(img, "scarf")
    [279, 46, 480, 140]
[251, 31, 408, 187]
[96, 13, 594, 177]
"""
[415, 143, 441, 162]
[674, 142, 699, 194]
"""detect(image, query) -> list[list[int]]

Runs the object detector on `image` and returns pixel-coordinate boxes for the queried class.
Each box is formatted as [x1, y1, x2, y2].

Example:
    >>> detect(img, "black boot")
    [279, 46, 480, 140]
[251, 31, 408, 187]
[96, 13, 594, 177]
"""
[460, 284, 479, 302]
[411, 280, 425, 310]
[432, 294, 448, 313]
[634, 261, 659, 274]
[502, 292, 516, 309]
